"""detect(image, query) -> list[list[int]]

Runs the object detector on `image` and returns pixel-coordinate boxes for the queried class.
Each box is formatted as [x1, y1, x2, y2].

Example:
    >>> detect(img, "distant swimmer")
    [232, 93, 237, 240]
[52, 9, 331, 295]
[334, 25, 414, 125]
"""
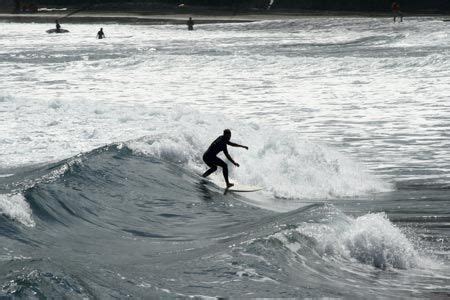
[187, 17, 194, 31]
[97, 28, 105, 39]
[391, 2, 403, 23]
[46, 20, 69, 34]
[55, 19, 61, 33]
[202, 129, 248, 188]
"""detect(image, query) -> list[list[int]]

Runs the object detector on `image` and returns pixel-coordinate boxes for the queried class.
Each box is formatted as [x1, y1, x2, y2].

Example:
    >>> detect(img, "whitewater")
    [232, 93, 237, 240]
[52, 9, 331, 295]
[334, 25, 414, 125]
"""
[0, 17, 449, 298]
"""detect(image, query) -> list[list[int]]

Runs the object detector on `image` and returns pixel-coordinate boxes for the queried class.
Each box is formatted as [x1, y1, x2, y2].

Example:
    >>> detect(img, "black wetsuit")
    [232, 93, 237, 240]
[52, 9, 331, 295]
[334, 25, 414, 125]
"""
[202, 133, 246, 186]
[203, 135, 229, 170]
[97, 30, 105, 39]
[187, 19, 194, 31]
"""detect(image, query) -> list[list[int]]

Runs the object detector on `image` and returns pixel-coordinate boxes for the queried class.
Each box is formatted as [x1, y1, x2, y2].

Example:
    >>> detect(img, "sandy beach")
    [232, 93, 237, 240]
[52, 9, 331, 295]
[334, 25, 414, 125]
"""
[0, 12, 256, 24]
[1, 10, 448, 25]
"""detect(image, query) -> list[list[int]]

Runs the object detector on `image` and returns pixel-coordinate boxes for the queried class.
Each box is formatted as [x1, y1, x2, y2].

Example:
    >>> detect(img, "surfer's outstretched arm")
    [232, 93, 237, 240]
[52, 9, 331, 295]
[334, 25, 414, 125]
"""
[227, 141, 248, 150]
[224, 149, 239, 167]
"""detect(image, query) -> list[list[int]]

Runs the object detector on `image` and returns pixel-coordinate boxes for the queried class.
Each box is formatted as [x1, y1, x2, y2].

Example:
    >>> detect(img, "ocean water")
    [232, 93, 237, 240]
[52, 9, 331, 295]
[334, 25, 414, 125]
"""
[0, 17, 449, 298]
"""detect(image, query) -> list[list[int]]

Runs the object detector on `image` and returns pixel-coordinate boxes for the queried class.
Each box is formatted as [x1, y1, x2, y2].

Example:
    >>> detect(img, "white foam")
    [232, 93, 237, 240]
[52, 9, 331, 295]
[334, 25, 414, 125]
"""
[0, 174, 14, 178]
[128, 107, 391, 200]
[0, 194, 35, 227]
[295, 212, 422, 269]
[0, 19, 449, 190]
[2, 85, 391, 200]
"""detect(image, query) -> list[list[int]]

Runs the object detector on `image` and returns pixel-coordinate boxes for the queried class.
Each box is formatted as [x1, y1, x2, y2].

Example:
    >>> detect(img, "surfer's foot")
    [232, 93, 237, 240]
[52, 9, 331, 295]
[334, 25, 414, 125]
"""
[226, 183, 234, 188]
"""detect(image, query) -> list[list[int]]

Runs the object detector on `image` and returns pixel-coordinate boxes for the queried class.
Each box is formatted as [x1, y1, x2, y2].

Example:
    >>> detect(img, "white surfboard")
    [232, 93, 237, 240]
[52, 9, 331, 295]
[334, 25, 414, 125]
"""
[224, 184, 263, 193]
[208, 178, 263, 193]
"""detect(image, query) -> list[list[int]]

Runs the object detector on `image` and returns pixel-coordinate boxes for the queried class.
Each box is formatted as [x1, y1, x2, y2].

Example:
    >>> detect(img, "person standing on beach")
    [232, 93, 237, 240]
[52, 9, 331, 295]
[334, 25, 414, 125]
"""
[97, 28, 105, 39]
[392, 2, 403, 22]
[202, 129, 248, 188]
[187, 17, 194, 31]
[14, 0, 21, 13]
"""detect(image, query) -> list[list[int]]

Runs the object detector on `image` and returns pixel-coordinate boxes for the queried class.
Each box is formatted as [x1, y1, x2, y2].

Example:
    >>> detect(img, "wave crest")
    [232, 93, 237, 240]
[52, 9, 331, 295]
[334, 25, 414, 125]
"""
[295, 212, 421, 269]
[127, 107, 391, 199]
[0, 194, 35, 227]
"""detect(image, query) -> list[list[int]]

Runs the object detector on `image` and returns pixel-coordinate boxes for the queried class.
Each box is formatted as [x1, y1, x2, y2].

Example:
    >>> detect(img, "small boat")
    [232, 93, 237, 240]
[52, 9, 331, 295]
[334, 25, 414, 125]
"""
[46, 28, 70, 34]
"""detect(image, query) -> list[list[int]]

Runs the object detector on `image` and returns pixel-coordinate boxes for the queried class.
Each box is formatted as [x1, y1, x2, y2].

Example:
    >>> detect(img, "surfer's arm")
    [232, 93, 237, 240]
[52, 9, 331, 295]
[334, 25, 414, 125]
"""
[224, 149, 239, 167]
[227, 141, 248, 150]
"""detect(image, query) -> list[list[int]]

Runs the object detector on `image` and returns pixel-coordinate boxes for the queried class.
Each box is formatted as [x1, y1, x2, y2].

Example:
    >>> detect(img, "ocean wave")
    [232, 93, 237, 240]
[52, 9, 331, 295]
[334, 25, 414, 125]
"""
[1, 157, 83, 195]
[0, 133, 389, 233]
[3, 95, 392, 200]
[273, 209, 422, 270]
[127, 122, 391, 199]
[2, 138, 385, 223]
[0, 148, 443, 297]
[1, 269, 91, 299]
[280, 35, 398, 48]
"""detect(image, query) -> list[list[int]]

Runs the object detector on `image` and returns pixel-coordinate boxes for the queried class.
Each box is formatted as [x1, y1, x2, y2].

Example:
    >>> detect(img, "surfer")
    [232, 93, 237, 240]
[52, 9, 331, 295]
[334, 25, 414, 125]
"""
[187, 17, 194, 31]
[97, 28, 105, 39]
[55, 20, 61, 33]
[202, 129, 248, 188]
[391, 2, 403, 22]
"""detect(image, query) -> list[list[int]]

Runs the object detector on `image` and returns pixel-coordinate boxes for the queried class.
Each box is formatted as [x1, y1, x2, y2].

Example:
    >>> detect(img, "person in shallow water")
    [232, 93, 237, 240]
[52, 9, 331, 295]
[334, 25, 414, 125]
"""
[55, 20, 61, 33]
[187, 17, 194, 31]
[391, 2, 403, 22]
[97, 28, 105, 39]
[202, 129, 248, 188]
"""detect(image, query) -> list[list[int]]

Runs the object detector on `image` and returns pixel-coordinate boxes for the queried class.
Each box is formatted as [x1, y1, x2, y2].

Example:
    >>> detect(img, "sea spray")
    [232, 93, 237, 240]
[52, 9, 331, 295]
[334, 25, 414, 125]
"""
[293, 212, 421, 269]
[127, 107, 391, 199]
[0, 194, 35, 227]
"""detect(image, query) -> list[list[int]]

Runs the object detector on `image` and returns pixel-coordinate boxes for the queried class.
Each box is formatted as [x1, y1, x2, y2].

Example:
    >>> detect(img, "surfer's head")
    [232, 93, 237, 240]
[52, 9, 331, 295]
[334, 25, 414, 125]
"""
[223, 129, 231, 140]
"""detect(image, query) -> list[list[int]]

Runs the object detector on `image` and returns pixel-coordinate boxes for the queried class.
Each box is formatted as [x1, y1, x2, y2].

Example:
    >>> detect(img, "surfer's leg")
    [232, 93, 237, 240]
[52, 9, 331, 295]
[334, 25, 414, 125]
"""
[202, 155, 217, 178]
[202, 166, 217, 178]
[215, 158, 233, 188]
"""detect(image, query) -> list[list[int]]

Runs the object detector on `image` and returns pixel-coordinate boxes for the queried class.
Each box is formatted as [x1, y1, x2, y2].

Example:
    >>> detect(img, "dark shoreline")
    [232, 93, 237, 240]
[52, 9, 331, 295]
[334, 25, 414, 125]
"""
[0, 10, 449, 25]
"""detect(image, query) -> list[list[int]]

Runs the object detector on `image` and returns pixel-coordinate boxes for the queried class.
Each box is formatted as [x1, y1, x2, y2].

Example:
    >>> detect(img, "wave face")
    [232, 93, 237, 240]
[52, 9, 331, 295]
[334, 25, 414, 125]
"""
[126, 109, 391, 200]
[0, 146, 448, 298]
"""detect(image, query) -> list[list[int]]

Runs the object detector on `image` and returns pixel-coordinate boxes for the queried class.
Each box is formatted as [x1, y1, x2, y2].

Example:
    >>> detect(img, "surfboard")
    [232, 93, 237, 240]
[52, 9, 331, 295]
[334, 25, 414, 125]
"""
[224, 184, 263, 193]
[46, 29, 70, 34]
[209, 179, 263, 193]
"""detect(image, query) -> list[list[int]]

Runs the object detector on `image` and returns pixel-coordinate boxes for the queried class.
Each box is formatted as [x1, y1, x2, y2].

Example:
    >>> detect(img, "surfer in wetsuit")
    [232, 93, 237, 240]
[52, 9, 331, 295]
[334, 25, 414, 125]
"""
[187, 17, 194, 31]
[55, 20, 61, 33]
[97, 28, 105, 39]
[391, 2, 403, 22]
[202, 129, 248, 188]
